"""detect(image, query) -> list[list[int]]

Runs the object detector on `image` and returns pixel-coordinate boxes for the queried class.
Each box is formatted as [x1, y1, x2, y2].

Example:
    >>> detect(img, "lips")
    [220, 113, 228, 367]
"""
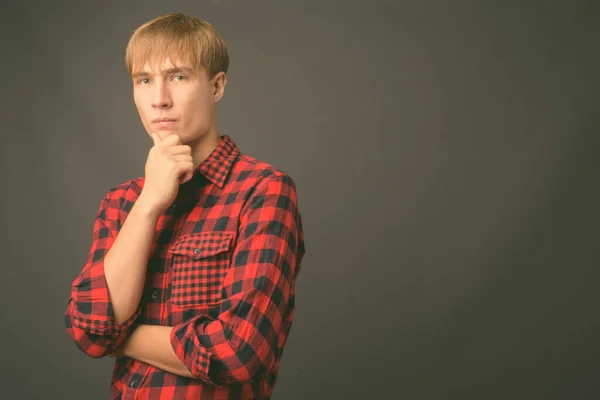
[152, 118, 177, 129]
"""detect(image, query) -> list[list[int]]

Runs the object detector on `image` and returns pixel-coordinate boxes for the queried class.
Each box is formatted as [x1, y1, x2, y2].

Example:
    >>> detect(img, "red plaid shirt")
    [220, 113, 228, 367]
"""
[64, 135, 305, 399]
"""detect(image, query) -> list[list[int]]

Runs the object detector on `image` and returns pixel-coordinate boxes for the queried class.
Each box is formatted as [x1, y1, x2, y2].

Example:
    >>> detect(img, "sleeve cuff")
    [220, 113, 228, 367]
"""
[170, 316, 214, 382]
[71, 305, 142, 336]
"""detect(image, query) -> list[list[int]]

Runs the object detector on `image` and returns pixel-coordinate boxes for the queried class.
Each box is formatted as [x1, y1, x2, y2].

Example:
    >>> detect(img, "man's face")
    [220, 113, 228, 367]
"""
[132, 58, 223, 143]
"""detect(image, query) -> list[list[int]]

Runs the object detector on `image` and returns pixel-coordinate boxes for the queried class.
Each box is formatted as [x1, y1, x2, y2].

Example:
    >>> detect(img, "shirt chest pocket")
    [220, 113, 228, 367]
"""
[168, 231, 235, 308]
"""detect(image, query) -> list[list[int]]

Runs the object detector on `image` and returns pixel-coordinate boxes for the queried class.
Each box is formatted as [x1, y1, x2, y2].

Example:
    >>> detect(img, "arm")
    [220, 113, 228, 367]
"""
[117, 324, 196, 379]
[120, 175, 304, 384]
[64, 190, 161, 358]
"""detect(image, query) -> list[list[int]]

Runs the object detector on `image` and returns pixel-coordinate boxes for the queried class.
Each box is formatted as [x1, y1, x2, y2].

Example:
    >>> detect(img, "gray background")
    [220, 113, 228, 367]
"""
[1, 0, 598, 399]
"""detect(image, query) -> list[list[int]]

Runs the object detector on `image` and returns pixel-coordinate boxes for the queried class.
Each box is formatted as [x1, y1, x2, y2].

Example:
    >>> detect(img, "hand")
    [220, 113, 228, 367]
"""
[139, 132, 194, 214]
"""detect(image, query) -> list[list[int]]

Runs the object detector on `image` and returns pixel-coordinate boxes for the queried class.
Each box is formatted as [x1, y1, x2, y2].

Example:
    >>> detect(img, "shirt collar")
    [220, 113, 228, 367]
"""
[195, 135, 240, 188]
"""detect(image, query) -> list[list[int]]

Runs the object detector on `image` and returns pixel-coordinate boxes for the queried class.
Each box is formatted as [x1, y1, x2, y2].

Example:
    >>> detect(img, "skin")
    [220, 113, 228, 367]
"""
[133, 57, 227, 168]
[104, 57, 227, 380]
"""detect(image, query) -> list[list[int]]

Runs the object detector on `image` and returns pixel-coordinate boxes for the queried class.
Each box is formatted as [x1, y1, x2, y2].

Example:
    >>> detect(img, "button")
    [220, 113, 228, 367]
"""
[193, 248, 201, 255]
[130, 379, 139, 388]
[151, 290, 160, 300]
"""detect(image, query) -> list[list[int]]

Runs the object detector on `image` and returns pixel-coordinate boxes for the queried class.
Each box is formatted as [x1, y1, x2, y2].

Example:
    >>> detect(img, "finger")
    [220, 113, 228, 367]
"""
[150, 133, 160, 146]
[180, 170, 194, 184]
[176, 161, 194, 177]
[172, 154, 193, 163]
[166, 145, 192, 156]
[167, 133, 182, 146]
[179, 168, 194, 184]
[161, 133, 182, 147]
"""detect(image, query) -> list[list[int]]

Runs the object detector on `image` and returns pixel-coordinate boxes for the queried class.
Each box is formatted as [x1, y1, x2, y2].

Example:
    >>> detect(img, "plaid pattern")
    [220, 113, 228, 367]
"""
[64, 135, 305, 399]
[169, 231, 235, 307]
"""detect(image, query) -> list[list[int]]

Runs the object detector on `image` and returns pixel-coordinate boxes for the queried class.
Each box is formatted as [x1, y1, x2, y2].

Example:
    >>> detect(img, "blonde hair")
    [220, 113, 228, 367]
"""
[125, 13, 229, 79]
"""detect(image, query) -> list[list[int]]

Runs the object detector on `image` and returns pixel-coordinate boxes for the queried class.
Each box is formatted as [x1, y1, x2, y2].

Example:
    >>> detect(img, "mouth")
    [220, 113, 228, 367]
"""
[152, 118, 177, 128]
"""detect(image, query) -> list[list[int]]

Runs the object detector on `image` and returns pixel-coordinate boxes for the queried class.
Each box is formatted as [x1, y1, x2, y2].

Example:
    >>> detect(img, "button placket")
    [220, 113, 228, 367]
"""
[126, 373, 146, 392]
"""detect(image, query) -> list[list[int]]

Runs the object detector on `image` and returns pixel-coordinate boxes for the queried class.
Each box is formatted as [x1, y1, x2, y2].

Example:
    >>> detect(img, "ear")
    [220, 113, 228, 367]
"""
[212, 71, 227, 102]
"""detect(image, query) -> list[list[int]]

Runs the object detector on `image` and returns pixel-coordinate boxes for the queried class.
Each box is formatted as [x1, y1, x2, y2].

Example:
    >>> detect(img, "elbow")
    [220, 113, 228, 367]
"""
[64, 312, 117, 359]
[75, 340, 114, 359]
[229, 362, 272, 385]
[207, 366, 264, 386]
[245, 352, 274, 383]
[216, 344, 276, 385]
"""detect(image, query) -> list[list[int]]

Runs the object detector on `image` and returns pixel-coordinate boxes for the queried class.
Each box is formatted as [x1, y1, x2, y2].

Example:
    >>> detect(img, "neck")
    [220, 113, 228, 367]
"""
[188, 129, 222, 170]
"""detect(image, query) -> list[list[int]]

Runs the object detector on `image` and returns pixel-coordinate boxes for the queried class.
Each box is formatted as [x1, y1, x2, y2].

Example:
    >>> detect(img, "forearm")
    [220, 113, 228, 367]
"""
[123, 325, 195, 379]
[104, 196, 160, 324]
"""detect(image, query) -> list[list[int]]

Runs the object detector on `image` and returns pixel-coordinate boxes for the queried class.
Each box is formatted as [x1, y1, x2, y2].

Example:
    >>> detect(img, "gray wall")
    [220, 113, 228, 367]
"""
[1, 0, 598, 399]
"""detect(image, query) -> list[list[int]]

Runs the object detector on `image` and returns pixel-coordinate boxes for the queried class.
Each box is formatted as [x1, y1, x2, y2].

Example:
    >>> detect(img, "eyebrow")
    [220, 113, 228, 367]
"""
[132, 67, 195, 79]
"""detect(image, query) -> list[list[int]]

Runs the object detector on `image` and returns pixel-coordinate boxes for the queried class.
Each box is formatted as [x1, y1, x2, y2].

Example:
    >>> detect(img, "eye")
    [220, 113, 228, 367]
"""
[173, 75, 186, 81]
[137, 78, 150, 85]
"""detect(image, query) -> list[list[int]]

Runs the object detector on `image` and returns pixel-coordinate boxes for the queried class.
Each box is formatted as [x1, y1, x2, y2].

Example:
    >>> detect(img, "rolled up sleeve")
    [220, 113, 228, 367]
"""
[64, 192, 142, 358]
[170, 175, 305, 385]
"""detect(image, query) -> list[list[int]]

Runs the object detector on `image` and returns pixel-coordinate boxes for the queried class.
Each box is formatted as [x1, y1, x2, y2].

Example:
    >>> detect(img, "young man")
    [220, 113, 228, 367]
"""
[64, 13, 305, 400]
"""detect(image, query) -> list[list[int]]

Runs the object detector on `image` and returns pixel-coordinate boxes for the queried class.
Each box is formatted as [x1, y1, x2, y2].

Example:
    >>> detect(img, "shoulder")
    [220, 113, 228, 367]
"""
[97, 177, 145, 214]
[232, 153, 298, 191]
[232, 154, 302, 220]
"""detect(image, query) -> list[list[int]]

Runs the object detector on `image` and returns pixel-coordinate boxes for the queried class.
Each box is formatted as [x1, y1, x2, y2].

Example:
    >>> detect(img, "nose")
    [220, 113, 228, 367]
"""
[151, 81, 172, 109]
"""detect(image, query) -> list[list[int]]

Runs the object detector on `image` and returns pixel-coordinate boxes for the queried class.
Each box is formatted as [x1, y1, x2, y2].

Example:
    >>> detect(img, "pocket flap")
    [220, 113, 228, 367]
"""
[168, 231, 234, 258]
